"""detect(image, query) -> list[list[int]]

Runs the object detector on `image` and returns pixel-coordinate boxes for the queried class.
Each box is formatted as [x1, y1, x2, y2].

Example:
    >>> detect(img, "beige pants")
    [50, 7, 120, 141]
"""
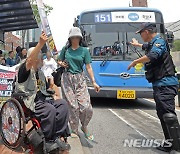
[61, 72, 93, 134]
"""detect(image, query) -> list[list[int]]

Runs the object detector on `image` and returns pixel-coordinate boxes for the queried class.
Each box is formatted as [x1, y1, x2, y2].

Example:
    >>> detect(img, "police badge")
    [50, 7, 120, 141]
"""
[155, 43, 161, 47]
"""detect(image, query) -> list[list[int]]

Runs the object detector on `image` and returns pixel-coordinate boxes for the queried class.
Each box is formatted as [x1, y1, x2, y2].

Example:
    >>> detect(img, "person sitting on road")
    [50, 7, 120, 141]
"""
[15, 32, 70, 153]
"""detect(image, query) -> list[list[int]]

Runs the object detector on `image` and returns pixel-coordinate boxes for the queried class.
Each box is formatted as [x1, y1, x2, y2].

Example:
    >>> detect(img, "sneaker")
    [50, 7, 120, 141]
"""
[46, 141, 59, 153]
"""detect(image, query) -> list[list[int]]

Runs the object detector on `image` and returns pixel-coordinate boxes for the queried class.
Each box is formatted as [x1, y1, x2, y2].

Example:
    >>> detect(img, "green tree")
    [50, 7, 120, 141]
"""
[172, 40, 180, 52]
[30, 0, 53, 23]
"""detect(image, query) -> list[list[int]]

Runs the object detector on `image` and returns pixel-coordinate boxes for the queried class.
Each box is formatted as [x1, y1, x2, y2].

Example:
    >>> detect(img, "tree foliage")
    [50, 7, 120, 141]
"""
[172, 40, 180, 52]
[30, 0, 53, 23]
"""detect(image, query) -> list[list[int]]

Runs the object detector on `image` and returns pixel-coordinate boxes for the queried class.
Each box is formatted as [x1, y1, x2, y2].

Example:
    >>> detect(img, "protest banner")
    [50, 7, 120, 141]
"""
[0, 65, 16, 103]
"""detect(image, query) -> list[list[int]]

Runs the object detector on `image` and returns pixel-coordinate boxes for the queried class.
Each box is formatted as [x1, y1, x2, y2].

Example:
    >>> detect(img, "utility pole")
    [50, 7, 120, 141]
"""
[26, 30, 30, 49]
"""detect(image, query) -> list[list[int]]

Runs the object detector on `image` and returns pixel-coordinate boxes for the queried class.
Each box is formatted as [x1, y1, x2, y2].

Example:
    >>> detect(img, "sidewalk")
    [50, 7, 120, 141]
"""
[0, 137, 84, 154]
[0, 121, 84, 154]
[69, 137, 84, 154]
[175, 95, 180, 109]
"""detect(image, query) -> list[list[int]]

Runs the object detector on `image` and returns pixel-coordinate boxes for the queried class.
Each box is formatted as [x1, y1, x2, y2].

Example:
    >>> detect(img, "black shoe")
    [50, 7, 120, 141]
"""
[156, 145, 172, 152]
[55, 138, 71, 151]
[46, 141, 59, 153]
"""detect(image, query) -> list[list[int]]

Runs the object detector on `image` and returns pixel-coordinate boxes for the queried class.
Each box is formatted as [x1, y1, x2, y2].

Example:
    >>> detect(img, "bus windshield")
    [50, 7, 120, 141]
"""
[79, 9, 165, 60]
[82, 23, 164, 60]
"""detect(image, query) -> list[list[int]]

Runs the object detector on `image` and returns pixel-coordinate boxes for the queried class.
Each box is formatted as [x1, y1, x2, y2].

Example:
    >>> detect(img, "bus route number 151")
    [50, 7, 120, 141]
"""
[95, 13, 112, 23]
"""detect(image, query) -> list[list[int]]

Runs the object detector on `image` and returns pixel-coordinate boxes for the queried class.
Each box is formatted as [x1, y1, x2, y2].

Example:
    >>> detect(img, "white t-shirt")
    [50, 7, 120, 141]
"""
[42, 58, 57, 78]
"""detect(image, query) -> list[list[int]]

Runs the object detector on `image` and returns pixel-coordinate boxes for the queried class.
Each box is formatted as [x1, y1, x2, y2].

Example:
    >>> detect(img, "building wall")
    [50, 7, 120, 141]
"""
[13, 26, 41, 48]
[30, 27, 41, 42]
[132, 0, 148, 7]
[4, 32, 21, 52]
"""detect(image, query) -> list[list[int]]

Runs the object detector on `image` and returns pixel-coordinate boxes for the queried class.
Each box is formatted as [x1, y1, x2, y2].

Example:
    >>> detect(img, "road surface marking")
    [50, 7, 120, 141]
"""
[108, 109, 147, 139]
[143, 98, 180, 112]
[136, 109, 160, 123]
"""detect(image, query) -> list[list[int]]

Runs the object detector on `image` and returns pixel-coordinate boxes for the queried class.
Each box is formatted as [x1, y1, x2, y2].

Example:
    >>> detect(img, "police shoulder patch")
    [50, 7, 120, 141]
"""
[155, 43, 161, 47]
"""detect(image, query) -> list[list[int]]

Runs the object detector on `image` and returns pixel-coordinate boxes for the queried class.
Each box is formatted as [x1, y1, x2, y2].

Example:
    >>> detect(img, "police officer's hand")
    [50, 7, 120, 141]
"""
[127, 60, 137, 70]
[39, 32, 48, 46]
[130, 38, 143, 48]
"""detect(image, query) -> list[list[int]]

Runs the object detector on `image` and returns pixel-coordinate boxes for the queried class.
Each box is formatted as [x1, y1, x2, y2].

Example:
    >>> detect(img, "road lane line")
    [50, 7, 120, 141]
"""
[136, 109, 160, 123]
[108, 109, 147, 139]
[143, 98, 180, 112]
[143, 98, 154, 103]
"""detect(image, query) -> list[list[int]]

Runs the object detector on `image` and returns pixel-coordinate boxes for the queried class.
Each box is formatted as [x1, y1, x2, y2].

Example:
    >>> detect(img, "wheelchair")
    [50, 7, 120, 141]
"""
[0, 92, 70, 154]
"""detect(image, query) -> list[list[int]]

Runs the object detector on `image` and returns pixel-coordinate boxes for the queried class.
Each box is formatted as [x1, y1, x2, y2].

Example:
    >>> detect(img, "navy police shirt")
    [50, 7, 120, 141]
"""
[146, 34, 178, 87]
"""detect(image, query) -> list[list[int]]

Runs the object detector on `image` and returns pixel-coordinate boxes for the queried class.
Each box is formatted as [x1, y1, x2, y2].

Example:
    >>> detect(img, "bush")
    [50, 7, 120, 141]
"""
[172, 40, 180, 52]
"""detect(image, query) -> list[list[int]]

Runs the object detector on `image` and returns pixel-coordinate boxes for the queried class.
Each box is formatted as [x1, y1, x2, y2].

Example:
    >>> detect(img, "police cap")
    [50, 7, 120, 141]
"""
[136, 22, 157, 34]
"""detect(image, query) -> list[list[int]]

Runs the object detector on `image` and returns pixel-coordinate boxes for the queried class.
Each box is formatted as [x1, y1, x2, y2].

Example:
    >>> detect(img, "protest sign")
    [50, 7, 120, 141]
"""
[36, 0, 57, 55]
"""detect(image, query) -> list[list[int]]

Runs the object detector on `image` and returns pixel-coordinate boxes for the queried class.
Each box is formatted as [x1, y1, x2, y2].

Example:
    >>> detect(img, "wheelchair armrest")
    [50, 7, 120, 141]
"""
[12, 92, 29, 98]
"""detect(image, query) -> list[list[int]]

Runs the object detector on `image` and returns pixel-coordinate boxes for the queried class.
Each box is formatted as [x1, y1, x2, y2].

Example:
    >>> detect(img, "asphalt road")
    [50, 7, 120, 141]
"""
[78, 98, 180, 154]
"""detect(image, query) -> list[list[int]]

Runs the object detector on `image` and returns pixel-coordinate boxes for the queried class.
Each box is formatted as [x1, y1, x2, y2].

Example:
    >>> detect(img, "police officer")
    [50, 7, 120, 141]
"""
[127, 23, 179, 152]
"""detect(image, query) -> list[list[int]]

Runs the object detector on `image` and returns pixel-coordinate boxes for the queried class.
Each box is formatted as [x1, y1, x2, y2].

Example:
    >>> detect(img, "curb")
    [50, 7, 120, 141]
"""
[175, 95, 180, 107]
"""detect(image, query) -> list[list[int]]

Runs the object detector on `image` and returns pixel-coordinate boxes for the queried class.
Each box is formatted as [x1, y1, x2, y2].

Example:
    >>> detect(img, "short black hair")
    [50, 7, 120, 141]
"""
[9, 51, 13, 55]
[16, 46, 22, 53]
[21, 47, 26, 51]
[0, 50, 2, 55]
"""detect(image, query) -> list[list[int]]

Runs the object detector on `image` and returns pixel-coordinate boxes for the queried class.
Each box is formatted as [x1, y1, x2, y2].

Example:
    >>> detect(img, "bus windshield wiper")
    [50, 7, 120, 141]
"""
[100, 32, 122, 67]
[100, 53, 112, 67]
[126, 42, 143, 58]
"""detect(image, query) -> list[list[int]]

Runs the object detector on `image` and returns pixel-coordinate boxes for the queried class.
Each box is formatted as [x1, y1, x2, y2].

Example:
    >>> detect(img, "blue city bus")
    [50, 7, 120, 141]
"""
[74, 7, 167, 99]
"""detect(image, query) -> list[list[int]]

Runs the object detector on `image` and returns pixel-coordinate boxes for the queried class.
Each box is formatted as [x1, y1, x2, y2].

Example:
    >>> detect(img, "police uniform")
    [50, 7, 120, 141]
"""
[135, 23, 180, 151]
[144, 34, 178, 141]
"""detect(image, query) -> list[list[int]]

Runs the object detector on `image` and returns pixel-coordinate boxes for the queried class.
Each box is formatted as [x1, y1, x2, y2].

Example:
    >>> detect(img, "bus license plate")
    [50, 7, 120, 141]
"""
[117, 90, 136, 99]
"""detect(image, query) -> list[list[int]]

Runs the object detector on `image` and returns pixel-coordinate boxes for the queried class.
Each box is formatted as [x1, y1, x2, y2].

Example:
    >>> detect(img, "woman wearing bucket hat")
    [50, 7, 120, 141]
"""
[58, 27, 100, 140]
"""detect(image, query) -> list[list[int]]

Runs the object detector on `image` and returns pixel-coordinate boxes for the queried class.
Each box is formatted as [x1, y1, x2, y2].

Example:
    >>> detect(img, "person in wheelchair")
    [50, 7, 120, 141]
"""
[14, 33, 70, 153]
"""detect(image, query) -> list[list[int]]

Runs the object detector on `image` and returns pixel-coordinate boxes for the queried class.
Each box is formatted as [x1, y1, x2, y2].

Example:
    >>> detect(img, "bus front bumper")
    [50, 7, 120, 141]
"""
[88, 87, 153, 99]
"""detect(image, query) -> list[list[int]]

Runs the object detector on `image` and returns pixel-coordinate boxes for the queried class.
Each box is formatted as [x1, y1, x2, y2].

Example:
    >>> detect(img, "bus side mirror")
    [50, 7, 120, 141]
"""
[73, 16, 80, 27]
[166, 31, 174, 48]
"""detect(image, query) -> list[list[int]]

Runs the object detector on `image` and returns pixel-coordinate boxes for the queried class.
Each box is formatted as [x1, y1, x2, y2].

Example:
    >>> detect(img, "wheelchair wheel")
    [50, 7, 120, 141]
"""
[0, 98, 26, 149]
